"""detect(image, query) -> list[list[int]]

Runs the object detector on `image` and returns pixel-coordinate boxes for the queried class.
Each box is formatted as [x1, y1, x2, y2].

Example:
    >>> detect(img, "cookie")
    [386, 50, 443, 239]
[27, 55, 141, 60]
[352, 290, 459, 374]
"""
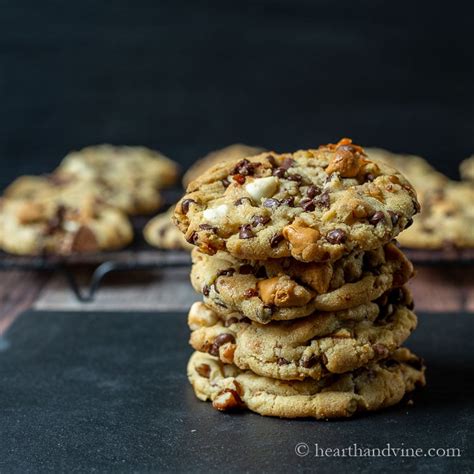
[175, 138, 419, 262]
[187, 348, 426, 419]
[188, 289, 416, 381]
[58, 144, 179, 188]
[5, 170, 164, 216]
[366, 148, 449, 193]
[182, 144, 265, 188]
[396, 182, 474, 249]
[0, 191, 133, 255]
[144, 207, 193, 251]
[190, 242, 413, 323]
[51, 144, 179, 215]
[460, 156, 474, 182]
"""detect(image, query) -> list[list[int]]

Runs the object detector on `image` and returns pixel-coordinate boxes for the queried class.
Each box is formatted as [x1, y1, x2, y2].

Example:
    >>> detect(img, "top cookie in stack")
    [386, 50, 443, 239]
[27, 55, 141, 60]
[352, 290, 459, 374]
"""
[175, 138, 419, 262]
[177, 138, 425, 419]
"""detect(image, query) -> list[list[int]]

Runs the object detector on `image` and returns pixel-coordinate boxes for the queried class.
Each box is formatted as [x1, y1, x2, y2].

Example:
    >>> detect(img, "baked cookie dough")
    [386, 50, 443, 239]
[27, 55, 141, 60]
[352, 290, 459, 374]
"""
[144, 207, 193, 251]
[175, 139, 419, 262]
[460, 156, 474, 182]
[187, 348, 426, 419]
[188, 287, 416, 381]
[190, 242, 413, 323]
[366, 148, 449, 193]
[182, 144, 265, 188]
[0, 192, 133, 255]
[397, 181, 474, 249]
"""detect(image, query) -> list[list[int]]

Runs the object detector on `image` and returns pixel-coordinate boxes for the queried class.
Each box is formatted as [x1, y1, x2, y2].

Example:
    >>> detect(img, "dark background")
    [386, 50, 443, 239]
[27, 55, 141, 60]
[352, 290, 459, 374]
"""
[0, 0, 473, 190]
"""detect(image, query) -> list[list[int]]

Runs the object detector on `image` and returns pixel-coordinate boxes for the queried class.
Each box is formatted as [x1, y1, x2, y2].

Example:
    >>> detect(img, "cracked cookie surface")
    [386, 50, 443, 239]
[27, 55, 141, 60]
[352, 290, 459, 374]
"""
[187, 348, 425, 419]
[188, 288, 416, 381]
[175, 139, 419, 262]
[191, 242, 413, 323]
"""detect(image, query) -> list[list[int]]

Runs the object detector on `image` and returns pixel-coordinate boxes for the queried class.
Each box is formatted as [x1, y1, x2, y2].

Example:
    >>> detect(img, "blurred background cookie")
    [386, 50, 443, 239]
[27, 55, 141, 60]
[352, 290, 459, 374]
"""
[182, 144, 265, 188]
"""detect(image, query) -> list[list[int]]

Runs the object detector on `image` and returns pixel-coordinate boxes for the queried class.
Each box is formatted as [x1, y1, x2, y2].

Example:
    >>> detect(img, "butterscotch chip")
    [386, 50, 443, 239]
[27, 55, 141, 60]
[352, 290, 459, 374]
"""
[174, 138, 419, 262]
[190, 243, 413, 324]
[187, 348, 426, 419]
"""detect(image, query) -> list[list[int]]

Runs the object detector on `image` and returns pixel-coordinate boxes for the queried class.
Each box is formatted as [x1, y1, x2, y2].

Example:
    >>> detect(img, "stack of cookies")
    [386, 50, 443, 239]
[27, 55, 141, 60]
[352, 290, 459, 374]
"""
[175, 138, 426, 419]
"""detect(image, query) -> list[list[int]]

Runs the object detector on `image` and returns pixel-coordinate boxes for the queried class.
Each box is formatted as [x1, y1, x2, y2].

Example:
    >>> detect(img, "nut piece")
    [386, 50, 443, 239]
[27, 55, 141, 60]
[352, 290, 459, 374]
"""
[212, 388, 244, 411]
[257, 276, 313, 307]
[326, 146, 362, 177]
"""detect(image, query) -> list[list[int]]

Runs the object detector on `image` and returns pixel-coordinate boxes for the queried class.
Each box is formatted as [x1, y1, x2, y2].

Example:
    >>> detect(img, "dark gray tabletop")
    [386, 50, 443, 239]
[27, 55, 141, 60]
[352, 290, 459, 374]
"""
[0, 310, 472, 473]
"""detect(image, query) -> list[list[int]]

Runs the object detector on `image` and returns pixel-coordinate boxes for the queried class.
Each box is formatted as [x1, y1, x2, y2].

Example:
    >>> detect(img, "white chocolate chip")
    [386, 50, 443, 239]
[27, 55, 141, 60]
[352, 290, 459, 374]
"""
[245, 176, 279, 201]
[62, 220, 80, 232]
[202, 204, 229, 223]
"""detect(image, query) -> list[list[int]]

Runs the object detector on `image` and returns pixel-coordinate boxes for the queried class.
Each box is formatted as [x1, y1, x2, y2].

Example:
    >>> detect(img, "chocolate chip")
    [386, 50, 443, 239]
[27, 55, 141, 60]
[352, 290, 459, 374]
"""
[181, 199, 196, 214]
[277, 357, 290, 366]
[233, 174, 246, 185]
[221, 177, 230, 187]
[238, 264, 254, 275]
[45, 205, 66, 234]
[315, 191, 330, 208]
[306, 185, 321, 198]
[251, 215, 271, 227]
[266, 155, 277, 168]
[388, 210, 400, 225]
[234, 197, 253, 206]
[300, 354, 319, 368]
[413, 199, 421, 213]
[202, 284, 211, 296]
[286, 173, 303, 183]
[280, 196, 295, 207]
[185, 231, 198, 244]
[299, 198, 315, 212]
[263, 198, 280, 208]
[199, 224, 217, 232]
[326, 229, 346, 244]
[281, 157, 295, 169]
[270, 233, 284, 248]
[209, 333, 235, 356]
[387, 287, 404, 304]
[224, 317, 239, 327]
[195, 363, 211, 378]
[255, 266, 268, 279]
[366, 173, 375, 182]
[239, 224, 255, 239]
[273, 167, 286, 178]
[244, 288, 258, 298]
[232, 159, 255, 176]
[217, 268, 235, 277]
[369, 211, 385, 225]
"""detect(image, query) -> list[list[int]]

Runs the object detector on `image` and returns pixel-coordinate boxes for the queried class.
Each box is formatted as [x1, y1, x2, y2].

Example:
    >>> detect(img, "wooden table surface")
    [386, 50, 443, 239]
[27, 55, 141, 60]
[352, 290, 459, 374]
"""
[0, 262, 472, 335]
